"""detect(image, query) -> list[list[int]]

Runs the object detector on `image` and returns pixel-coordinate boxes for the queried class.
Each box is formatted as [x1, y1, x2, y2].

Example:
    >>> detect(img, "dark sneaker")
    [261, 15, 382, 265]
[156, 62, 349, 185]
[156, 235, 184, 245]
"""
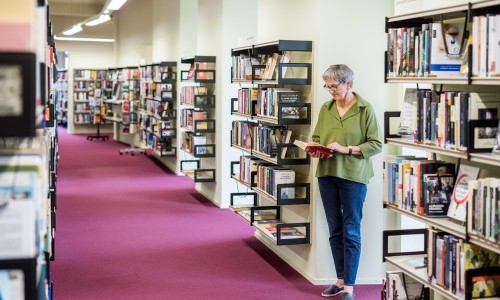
[321, 285, 344, 297]
[341, 293, 355, 300]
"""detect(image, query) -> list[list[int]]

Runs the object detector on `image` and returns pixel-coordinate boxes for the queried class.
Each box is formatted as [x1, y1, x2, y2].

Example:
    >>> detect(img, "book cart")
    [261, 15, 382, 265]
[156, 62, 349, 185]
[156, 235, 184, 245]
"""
[179, 56, 217, 182]
[138, 62, 177, 158]
[382, 2, 500, 299]
[229, 40, 312, 246]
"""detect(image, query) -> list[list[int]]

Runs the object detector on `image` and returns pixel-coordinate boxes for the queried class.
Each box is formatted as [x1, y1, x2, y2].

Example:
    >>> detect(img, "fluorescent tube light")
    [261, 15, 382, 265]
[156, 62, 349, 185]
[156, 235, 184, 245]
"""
[54, 36, 115, 43]
[63, 24, 82, 36]
[106, 0, 127, 10]
[85, 14, 111, 27]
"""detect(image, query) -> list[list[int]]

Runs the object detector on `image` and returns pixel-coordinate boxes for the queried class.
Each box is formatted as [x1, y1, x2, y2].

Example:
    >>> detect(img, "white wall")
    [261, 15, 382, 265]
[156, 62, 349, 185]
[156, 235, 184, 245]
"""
[313, 0, 394, 284]
[220, 0, 258, 208]
[116, 0, 153, 66]
[152, 0, 180, 62]
[56, 40, 116, 134]
[254, 0, 395, 284]
[179, 0, 197, 58]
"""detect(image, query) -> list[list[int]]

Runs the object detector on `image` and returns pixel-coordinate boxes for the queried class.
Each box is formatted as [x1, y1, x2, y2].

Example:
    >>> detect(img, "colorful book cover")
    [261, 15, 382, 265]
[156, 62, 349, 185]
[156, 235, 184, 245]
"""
[447, 164, 480, 222]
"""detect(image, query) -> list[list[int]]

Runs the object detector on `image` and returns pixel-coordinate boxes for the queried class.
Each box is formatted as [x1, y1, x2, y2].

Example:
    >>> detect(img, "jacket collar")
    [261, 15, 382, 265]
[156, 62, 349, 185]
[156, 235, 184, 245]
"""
[324, 92, 367, 120]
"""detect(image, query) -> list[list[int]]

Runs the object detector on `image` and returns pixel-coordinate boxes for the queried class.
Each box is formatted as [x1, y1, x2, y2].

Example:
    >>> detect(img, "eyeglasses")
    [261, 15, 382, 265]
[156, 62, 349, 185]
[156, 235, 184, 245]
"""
[323, 82, 344, 91]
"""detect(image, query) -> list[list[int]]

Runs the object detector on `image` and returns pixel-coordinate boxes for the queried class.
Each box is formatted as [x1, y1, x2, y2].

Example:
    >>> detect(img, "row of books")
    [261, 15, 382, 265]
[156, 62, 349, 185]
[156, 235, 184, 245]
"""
[471, 14, 500, 78]
[74, 114, 91, 124]
[397, 89, 500, 150]
[139, 64, 173, 82]
[141, 99, 173, 119]
[231, 121, 293, 158]
[383, 155, 459, 218]
[231, 54, 261, 81]
[427, 229, 499, 298]
[118, 68, 140, 81]
[142, 85, 172, 101]
[236, 88, 257, 115]
[180, 109, 207, 131]
[383, 271, 427, 300]
[231, 121, 254, 150]
[182, 132, 208, 156]
[74, 69, 106, 80]
[140, 81, 155, 99]
[387, 21, 466, 78]
[74, 91, 91, 101]
[255, 88, 300, 119]
[73, 81, 97, 89]
[180, 86, 208, 106]
[256, 164, 295, 199]
[184, 62, 214, 81]
[253, 126, 292, 158]
[74, 103, 90, 112]
[140, 131, 174, 154]
[468, 177, 500, 243]
[231, 52, 292, 81]
[238, 155, 261, 186]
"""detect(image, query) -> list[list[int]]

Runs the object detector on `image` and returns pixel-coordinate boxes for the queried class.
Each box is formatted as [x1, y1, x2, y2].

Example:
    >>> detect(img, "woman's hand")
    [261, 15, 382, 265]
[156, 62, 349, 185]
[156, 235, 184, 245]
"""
[326, 142, 348, 154]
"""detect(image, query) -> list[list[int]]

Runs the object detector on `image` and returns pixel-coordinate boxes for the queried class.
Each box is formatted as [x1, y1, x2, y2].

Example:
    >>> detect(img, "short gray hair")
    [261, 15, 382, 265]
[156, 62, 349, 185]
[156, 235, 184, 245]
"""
[322, 64, 354, 85]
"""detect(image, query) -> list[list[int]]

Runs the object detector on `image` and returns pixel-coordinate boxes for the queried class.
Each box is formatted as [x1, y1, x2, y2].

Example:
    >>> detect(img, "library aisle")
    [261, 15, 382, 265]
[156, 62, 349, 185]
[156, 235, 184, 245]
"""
[52, 129, 379, 299]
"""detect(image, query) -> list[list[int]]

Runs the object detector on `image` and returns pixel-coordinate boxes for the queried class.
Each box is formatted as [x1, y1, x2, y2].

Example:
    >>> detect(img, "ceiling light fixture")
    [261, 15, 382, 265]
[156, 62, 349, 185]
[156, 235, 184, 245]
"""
[106, 0, 127, 10]
[85, 14, 111, 27]
[63, 24, 82, 36]
[54, 36, 115, 43]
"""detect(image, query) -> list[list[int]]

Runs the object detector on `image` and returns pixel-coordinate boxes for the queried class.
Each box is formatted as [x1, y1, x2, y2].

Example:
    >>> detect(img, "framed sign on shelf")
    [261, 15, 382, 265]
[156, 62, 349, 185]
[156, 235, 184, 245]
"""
[467, 119, 499, 153]
[0, 52, 36, 137]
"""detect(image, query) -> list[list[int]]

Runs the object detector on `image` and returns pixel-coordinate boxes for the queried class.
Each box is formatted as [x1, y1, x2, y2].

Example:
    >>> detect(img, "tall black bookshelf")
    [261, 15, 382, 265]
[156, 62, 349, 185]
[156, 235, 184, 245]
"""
[179, 56, 217, 182]
[382, 2, 500, 299]
[138, 61, 177, 157]
[229, 40, 313, 246]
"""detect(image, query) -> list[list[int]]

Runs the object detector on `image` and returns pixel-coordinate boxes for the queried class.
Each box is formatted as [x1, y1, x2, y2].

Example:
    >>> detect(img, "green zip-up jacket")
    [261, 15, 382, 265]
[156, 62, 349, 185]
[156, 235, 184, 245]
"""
[312, 92, 382, 184]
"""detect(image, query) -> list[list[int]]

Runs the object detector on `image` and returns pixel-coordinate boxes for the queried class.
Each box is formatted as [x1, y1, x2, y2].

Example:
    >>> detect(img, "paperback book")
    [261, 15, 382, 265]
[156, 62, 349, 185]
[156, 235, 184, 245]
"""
[447, 164, 480, 222]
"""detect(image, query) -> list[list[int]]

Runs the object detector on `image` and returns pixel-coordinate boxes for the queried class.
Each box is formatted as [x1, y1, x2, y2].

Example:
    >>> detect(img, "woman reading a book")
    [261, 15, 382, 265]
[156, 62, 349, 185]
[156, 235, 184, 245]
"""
[309, 64, 381, 299]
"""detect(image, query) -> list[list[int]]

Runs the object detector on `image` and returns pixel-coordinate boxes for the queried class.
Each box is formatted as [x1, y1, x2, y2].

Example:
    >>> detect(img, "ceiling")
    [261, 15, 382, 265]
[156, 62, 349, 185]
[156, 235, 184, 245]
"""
[47, 0, 115, 38]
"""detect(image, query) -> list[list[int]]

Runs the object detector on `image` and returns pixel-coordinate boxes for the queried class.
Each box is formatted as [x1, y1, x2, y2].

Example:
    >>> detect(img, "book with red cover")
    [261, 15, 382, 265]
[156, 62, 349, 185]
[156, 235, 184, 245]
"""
[293, 140, 334, 157]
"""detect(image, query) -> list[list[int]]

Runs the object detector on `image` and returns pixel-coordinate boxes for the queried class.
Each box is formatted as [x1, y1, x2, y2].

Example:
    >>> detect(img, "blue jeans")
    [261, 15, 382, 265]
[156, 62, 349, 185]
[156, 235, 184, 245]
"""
[318, 176, 367, 286]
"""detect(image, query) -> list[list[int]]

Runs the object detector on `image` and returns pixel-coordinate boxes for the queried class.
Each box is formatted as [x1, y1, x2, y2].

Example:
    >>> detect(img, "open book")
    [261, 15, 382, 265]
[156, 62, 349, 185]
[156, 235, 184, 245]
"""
[293, 140, 334, 157]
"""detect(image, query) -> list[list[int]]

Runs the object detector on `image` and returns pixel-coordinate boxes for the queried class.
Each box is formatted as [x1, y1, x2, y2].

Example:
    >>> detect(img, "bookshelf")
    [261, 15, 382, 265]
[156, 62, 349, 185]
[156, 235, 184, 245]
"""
[0, 3, 58, 297]
[179, 56, 217, 182]
[138, 62, 177, 157]
[102, 68, 122, 125]
[116, 66, 144, 155]
[382, 2, 500, 299]
[229, 40, 313, 246]
[72, 69, 105, 125]
[54, 69, 68, 126]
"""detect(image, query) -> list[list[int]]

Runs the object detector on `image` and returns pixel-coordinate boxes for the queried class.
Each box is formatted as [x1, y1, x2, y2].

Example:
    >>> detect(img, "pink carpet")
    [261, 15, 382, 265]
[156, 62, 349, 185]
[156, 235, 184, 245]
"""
[52, 129, 381, 299]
